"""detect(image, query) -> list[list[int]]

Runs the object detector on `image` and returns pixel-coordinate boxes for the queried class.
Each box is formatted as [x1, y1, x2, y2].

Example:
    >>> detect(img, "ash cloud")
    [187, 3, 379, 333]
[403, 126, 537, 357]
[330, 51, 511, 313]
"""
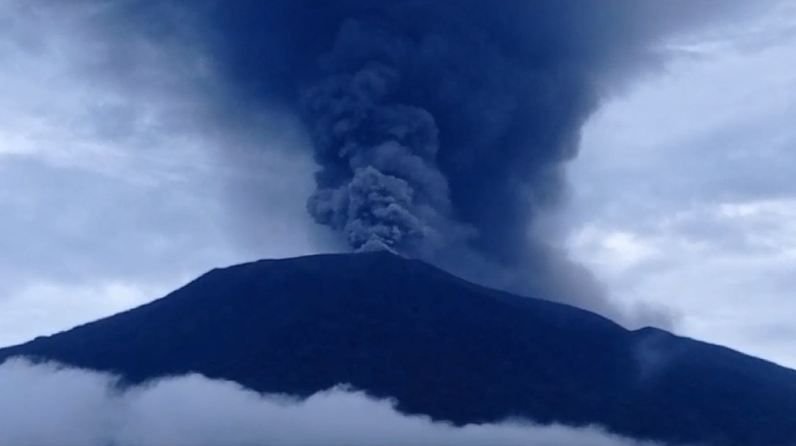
[190, 0, 763, 325]
[0, 358, 660, 446]
[30, 0, 765, 327]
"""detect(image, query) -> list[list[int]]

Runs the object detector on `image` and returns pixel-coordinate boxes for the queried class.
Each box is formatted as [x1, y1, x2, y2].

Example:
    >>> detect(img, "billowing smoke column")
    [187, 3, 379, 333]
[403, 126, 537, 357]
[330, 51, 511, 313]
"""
[302, 54, 457, 254]
[297, 3, 589, 258]
[197, 0, 749, 324]
[260, 1, 639, 312]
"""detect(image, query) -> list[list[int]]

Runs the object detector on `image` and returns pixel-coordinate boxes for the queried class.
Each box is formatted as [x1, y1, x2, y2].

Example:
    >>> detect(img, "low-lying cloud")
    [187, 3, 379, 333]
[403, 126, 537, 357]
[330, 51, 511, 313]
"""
[0, 358, 659, 446]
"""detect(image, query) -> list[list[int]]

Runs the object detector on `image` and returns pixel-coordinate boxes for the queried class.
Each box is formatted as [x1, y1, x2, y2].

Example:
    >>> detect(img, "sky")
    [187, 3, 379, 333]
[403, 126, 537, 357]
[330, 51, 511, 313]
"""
[565, 0, 796, 368]
[1, 0, 795, 369]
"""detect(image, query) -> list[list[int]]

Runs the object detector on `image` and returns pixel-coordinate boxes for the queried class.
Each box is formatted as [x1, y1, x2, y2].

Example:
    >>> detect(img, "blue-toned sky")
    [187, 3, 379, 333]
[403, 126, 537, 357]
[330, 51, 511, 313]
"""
[567, 1, 796, 367]
[1, 1, 794, 368]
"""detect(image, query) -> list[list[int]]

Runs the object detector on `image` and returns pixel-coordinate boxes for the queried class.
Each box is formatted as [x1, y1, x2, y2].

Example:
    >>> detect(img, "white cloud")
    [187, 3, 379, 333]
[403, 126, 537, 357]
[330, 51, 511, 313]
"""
[567, 198, 796, 367]
[0, 280, 166, 347]
[568, 229, 661, 277]
[0, 359, 659, 446]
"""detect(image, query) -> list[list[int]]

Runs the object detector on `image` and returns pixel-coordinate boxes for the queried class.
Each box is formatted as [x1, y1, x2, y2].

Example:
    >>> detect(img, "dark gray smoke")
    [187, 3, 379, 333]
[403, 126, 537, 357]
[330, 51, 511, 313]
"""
[181, 0, 762, 324]
[299, 5, 582, 257]
[302, 39, 462, 254]
[283, 2, 737, 255]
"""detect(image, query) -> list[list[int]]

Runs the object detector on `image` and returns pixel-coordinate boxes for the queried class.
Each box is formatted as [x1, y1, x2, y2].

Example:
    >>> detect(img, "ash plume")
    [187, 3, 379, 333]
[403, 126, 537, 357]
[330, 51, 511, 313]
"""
[132, 0, 760, 325]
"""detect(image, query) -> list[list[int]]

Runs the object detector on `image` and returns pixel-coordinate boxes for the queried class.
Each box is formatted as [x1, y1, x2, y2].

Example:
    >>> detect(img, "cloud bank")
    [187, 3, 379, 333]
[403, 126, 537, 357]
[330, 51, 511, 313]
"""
[0, 359, 659, 446]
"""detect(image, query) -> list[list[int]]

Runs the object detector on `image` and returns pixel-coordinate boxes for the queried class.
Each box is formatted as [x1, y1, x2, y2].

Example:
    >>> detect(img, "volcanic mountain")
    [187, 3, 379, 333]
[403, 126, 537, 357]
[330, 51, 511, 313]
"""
[2, 252, 795, 445]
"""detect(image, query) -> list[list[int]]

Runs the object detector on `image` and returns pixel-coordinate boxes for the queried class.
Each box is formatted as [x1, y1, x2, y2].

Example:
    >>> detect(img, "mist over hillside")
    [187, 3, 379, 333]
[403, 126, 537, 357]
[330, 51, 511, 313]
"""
[0, 359, 657, 446]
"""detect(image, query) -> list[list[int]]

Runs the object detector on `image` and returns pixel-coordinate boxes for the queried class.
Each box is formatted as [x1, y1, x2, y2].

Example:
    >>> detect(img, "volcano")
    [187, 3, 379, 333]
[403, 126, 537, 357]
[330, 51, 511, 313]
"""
[2, 252, 795, 445]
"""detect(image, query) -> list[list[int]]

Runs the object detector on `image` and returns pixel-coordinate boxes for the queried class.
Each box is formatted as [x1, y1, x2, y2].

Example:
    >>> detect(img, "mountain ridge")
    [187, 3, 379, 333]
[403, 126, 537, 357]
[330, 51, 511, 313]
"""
[2, 251, 795, 445]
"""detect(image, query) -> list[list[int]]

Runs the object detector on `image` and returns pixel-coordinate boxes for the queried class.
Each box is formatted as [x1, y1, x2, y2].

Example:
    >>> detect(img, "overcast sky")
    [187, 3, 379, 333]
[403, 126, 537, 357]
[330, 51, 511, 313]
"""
[565, 0, 796, 368]
[1, 1, 795, 368]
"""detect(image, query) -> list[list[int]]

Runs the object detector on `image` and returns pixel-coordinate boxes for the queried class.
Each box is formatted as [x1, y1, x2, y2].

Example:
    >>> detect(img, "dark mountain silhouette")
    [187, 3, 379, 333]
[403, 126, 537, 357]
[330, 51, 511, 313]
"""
[2, 252, 795, 445]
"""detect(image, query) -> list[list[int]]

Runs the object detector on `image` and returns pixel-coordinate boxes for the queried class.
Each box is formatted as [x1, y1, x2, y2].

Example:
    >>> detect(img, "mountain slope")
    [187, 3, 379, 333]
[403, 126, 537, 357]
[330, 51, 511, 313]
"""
[2, 252, 795, 445]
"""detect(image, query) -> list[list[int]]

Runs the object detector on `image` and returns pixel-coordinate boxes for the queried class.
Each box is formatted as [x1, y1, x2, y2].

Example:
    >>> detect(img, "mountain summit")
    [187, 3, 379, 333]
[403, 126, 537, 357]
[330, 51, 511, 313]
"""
[2, 252, 795, 445]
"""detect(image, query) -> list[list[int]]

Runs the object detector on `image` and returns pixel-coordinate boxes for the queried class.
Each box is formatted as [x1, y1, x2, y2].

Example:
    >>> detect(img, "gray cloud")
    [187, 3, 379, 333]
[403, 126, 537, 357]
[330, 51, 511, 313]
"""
[0, 0, 328, 346]
[0, 359, 660, 446]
